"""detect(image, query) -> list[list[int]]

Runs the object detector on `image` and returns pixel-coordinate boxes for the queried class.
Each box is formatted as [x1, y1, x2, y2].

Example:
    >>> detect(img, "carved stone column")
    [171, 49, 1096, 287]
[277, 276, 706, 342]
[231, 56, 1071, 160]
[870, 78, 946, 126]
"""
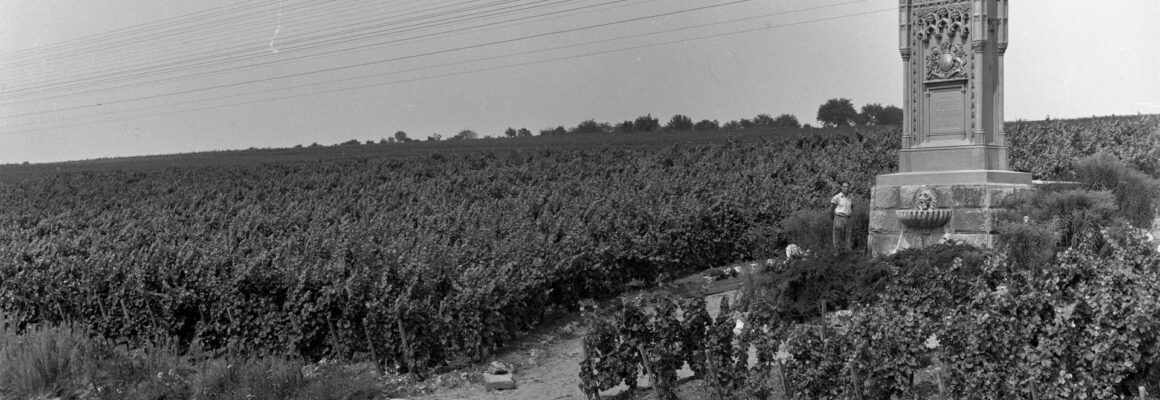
[971, 39, 986, 144]
[901, 49, 913, 151]
[994, 0, 1008, 146]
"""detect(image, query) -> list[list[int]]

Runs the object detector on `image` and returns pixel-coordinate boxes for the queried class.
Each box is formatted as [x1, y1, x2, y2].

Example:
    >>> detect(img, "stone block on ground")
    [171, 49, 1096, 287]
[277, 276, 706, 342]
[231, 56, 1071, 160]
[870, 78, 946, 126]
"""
[483, 372, 517, 391]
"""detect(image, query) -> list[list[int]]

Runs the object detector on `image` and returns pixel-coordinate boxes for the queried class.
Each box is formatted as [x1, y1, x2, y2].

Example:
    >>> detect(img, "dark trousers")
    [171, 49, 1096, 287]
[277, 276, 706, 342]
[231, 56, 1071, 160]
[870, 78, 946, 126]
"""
[833, 214, 852, 251]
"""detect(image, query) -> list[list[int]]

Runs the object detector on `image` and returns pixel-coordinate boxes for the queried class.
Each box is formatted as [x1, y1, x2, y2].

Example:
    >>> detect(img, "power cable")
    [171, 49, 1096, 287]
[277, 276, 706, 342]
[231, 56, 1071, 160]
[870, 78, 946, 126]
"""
[1, 0, 552, 95]
[0, 6, 893, 136]
[4, 0, 866, 129]
[2, 0, 745, 111]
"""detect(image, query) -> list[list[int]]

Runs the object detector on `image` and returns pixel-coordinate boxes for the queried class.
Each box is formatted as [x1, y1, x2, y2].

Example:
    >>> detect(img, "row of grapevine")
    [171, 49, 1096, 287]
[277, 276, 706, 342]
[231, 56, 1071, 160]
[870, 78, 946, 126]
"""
[1007, 114, 1160, 179]
[0, 127, 898, 370]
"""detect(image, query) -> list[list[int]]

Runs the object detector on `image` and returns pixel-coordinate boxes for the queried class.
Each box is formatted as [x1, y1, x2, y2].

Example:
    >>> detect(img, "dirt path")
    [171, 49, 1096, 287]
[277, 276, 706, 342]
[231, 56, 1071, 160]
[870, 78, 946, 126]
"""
[415, 290, 744, 400]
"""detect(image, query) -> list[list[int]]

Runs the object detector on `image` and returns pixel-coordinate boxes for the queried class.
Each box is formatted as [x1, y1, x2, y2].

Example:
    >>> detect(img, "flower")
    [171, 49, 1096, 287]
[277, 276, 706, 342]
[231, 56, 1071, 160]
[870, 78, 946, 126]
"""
[924, 333, 940, 350]
[774, 341, 793, 363]
[733, 318, 746, 336]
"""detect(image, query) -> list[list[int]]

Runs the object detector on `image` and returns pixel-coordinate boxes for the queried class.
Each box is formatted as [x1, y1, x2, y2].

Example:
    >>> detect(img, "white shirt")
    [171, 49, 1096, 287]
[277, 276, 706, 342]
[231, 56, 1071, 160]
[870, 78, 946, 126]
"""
[831, 192, 852, 217]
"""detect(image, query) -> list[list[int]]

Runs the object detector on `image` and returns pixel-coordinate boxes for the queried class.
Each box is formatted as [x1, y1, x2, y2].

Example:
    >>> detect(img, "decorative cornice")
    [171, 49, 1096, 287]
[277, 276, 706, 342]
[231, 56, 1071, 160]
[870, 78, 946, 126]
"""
[913, 4, 971, 42]
[910, 0, 965, 7]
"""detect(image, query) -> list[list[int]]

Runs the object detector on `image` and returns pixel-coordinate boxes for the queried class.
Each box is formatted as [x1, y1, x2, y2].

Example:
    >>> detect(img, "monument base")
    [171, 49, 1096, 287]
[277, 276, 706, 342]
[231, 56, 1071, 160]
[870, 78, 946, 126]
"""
[868, 170, 1032, 256]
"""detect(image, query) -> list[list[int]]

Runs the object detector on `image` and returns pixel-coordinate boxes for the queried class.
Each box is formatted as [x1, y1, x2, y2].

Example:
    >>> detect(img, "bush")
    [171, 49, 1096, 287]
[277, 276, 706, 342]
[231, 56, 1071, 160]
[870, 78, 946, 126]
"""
[995, 220, 1058, 269]
[0, 315, 96, 399]
[1001, 188, 1120, 251]
[777, 197, 869, 253]
[578, 293, 715, 400]
[1074, 152, 1159, 229]
[866, 243, 988, 310]
[0, 314, 388, 400]
[779, 209, 831, 253]
[746, 251, 878, 323]
[742, 223, 786, 261]
[743, 225, 1160, 399]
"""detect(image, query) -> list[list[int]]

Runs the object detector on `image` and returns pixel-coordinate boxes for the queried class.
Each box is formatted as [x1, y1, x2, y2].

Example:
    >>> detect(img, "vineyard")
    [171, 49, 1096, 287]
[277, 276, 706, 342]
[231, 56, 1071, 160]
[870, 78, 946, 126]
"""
[1, 114, 1158, 398]
[0, 126, 898, 372]
[1009, 114, 1160, 179]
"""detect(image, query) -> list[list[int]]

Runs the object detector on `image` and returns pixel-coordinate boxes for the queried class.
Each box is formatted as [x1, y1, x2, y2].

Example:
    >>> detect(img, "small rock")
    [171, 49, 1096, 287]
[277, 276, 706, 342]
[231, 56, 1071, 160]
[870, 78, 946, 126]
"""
[301, 364, 321, 379]
[486, 360, 513, 375]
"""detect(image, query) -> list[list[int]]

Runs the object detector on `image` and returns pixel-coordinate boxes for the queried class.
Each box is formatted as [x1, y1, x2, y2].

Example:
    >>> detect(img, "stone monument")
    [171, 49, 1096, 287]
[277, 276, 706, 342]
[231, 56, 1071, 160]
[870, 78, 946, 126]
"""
[868, 0, 1032, 255]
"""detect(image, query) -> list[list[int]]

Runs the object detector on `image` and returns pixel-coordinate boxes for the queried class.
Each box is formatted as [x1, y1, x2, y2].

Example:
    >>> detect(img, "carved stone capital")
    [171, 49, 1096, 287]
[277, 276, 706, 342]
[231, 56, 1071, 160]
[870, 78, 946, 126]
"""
[900, 48, 913, 61]
[997, 43, 1009, 55]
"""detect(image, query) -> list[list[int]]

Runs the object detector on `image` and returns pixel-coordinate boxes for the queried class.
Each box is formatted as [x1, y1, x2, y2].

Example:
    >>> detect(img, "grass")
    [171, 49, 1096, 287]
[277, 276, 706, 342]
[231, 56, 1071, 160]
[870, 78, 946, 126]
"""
[1, 314, 94, 399]
[0, 312, 393, 400]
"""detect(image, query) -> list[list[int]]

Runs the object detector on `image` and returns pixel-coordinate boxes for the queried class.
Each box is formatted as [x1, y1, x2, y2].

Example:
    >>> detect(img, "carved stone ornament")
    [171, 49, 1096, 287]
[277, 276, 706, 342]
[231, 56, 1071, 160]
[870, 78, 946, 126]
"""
[898, 188, 951, 231]
[915, 189, 938, 210]
[915, 6, 970, 42]
[926, 41, 967, 80]
[898, 209, 952, 230]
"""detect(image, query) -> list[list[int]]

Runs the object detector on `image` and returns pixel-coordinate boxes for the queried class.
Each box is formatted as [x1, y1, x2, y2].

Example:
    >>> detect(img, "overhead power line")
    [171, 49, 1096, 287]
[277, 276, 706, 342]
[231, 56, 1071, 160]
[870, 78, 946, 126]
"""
[0, 0, 573, 96]
[0, 0, 276, 62]
[2, 0, 748, 113]
[0, 5, 892, 136]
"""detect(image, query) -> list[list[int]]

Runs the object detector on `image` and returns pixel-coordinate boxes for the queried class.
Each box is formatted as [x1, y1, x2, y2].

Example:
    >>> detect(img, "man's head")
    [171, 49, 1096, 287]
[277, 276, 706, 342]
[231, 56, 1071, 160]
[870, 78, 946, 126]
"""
[840, 182, 850, 194]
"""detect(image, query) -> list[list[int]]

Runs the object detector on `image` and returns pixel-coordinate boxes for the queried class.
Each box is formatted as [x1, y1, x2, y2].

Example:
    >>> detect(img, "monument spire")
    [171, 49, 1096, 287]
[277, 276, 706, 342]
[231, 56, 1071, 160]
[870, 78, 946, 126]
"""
[867, 0, 1032, 255]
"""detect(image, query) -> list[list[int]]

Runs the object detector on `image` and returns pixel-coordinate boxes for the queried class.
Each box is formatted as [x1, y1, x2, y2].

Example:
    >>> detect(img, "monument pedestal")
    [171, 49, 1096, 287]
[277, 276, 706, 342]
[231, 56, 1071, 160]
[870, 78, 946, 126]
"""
[868, 0, 1029, 255]
[868, 170, 1031, 256]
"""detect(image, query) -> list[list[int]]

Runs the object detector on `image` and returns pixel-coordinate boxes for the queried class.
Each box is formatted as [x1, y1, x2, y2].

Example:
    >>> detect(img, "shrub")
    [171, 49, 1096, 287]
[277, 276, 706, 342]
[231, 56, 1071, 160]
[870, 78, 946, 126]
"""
[777, 197, 869, 253]
[577, 293, 712, 400]
[744, 225, 1160, 399]
[865, 243, 988, 311]
[1074, 152, 1160, 229]
[849, 197, 870, 251]
[779, 209, 831, 253]
[742, 223, 785, 261]
[0, 315, 96, 399]
[0, 313, 389, 400]
[751, 251, 876, 323]
[1001, 188, 1120, 250]
[1043, 190, 1121, 250]
[995, 220, 1058, 269]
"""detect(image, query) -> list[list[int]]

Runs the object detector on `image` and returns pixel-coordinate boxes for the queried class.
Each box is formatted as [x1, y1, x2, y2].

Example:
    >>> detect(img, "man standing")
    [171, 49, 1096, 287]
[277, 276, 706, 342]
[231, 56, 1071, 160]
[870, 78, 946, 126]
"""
[830, 182, 853, 251]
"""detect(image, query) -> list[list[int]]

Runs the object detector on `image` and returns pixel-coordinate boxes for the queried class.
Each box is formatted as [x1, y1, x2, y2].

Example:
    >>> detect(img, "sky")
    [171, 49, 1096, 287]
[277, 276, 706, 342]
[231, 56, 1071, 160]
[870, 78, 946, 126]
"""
[1, 0, 1158, 163]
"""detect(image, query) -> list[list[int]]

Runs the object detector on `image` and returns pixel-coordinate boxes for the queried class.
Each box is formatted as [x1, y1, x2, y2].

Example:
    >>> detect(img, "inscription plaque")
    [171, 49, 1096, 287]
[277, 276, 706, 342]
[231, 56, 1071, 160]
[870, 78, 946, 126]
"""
[929, 89, 964, 135]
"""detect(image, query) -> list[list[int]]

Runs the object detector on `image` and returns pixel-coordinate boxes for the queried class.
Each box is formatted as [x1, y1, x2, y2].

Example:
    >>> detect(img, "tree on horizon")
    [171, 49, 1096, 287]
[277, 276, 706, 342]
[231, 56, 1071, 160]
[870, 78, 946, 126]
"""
[817, 98, 859, 127]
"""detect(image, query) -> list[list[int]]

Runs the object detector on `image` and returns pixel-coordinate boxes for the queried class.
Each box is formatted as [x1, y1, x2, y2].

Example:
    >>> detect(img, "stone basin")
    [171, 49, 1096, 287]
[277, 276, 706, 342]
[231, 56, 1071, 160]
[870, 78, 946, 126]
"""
[898, 209, 952, 230]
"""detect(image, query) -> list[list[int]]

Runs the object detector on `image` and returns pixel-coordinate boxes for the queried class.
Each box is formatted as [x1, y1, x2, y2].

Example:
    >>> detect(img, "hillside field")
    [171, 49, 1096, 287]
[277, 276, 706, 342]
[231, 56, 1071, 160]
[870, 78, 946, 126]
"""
[1, 115, 1157, 373]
